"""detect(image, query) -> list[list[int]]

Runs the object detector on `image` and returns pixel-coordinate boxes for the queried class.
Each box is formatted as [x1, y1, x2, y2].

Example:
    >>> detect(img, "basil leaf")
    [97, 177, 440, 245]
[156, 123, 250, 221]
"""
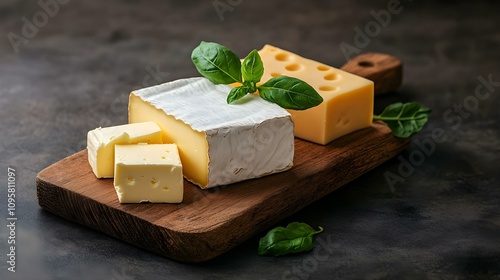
[243, 80, 257, 93]
[373, 102, 432, 138]
[227, 86, 250, 104]
[191, 41, 242, 84]
[258, 222, 324, 257]
[241, 49, 264, 83]
[258, 76, 323, 110]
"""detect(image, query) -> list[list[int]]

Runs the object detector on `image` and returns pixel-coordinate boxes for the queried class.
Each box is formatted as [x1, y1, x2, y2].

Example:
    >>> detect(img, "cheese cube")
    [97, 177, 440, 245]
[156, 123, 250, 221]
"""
[257, 45, 374, 145]
[87, 122, 162, 178]
[128, 77, 294, 189]
[114, 144, 183, 203]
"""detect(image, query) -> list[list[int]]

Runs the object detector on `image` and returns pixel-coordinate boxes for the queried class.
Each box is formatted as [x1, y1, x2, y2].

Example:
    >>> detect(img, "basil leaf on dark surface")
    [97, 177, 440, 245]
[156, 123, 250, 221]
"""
[258, 222, 324, 257]
[191, 41, 242, 84]
[258, 76, 323, 110]
[373, 102, 431, 138]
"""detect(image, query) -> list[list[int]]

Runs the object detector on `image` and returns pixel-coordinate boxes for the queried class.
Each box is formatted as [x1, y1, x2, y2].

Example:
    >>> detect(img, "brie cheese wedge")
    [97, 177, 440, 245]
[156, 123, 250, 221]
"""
[128, 77, 294, 189]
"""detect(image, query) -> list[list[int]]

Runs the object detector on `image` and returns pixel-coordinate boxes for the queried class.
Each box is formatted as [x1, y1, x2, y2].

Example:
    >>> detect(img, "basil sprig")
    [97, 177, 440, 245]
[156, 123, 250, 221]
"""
[258, 222, 324, 257]
[191, 41, 323, 110]
[373, 102, 431, 138]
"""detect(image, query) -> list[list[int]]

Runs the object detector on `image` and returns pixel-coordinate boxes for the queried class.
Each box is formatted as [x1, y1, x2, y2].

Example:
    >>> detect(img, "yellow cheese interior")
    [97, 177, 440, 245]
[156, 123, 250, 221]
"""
[87, 122, 162, 178]
[128, 93, 209, 188]
[256, 45, 374, 145]
[114, 144, 183, 203]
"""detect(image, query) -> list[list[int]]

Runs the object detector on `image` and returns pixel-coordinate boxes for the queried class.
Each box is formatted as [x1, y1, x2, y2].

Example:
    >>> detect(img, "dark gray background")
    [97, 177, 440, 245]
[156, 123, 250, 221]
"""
[1, 0, 499, 279]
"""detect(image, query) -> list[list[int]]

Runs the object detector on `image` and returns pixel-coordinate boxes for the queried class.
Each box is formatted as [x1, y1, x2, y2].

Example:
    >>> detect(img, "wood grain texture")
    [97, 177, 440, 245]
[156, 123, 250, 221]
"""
[36, 122, 409, 262]
[341, 53, 403, 95]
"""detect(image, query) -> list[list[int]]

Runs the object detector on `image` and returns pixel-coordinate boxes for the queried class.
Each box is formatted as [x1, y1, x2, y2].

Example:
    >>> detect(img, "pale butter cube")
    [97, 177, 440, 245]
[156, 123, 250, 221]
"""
[128, 77, 294, 189]
[114, 144, 183, 203]
[258, 45, 374, 145]
[87, 122, 162, 178]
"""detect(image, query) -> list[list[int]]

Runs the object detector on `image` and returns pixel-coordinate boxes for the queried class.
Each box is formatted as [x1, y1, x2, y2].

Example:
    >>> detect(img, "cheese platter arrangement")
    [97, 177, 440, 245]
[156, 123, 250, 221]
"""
[36, 42, 430, 262]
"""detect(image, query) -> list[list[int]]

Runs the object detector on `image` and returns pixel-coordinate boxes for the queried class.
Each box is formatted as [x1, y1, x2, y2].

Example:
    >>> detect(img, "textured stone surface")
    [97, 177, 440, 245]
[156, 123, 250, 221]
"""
[1, 0, 499, 279]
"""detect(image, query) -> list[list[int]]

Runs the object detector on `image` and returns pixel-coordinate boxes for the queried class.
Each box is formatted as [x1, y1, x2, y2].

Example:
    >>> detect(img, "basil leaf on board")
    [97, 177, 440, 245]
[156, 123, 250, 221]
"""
[258, 76, 323, 110]
[258, 222, 324, 257]
[373, 102, 432, 138]
[191, 41, 242, 84]
[241, 49, 264, 84]
[227, 86, 250, 104]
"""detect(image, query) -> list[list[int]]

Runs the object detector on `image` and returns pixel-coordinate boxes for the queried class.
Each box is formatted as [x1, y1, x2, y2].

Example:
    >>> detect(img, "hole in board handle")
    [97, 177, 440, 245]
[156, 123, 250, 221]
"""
[358, 61, 374, 67]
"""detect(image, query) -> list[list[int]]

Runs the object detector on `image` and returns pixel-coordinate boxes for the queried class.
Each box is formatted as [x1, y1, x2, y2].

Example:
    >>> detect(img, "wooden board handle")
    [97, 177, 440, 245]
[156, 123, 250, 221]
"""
[340, 53, 403, 95]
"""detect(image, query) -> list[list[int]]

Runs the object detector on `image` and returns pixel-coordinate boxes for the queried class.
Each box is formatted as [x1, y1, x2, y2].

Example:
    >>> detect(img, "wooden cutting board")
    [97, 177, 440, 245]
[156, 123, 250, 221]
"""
[36, 122, 409, 262]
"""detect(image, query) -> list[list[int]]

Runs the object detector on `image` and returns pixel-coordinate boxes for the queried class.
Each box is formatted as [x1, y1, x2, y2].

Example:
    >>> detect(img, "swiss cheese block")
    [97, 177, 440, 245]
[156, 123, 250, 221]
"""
[258, 45, 374, 145]
[128, 77, 294, 189]
[87, 122, 162, 178]
[114, 144, 183, 203]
